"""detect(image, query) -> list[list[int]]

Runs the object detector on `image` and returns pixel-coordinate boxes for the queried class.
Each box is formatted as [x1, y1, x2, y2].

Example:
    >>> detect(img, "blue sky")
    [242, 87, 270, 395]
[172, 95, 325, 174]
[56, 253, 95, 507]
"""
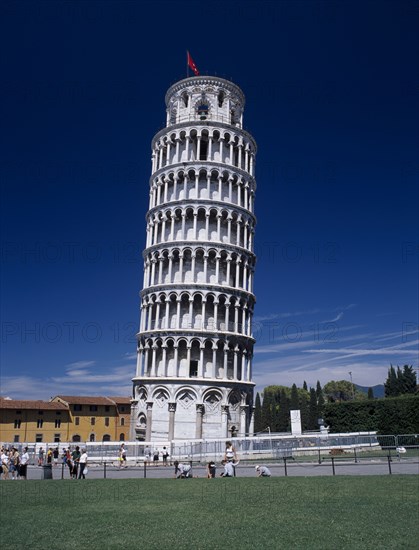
[1, 0, 418, 400]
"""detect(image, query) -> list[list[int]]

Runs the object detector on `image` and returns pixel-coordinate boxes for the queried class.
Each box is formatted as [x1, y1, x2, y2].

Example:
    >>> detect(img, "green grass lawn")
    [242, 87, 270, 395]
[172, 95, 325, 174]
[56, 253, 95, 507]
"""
[1, 476, 417, 549]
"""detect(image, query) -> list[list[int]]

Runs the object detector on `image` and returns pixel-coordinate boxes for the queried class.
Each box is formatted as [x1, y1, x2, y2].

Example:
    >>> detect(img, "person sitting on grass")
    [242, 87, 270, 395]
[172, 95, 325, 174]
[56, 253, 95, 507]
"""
[207, 460, 216, 478]
[174, 460, 192, 478]
[220, 460, 235, 477]
[255, 465, 271, 477]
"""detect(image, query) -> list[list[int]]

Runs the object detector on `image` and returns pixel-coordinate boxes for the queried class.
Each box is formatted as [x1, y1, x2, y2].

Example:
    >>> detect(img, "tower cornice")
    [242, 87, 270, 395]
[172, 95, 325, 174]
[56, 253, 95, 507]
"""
[146, 199, 257, 224]
[142, 240, 257, 260]
[165, 76, 245, 107]
[151, 120, 257, 152]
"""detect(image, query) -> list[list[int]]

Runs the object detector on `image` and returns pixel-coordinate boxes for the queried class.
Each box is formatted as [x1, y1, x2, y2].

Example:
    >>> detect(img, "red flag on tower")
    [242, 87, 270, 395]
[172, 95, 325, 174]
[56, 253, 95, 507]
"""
[187, 51, 199, 76]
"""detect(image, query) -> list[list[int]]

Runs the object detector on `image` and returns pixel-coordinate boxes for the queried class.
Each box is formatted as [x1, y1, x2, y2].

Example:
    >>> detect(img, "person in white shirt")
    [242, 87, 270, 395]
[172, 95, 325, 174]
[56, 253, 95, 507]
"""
[255, 465, 271, 477]
[220, 460, 235, 477]
[19, 447, 30, 479]
[78, 449, 88, 479]
[1, 450, 9, 480]
[173, 461, 192, 478]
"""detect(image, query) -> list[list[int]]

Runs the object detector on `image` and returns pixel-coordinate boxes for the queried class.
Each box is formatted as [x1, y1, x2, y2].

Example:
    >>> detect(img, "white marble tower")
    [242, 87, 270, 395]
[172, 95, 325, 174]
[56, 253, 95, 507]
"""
[130, 75, 257, 442]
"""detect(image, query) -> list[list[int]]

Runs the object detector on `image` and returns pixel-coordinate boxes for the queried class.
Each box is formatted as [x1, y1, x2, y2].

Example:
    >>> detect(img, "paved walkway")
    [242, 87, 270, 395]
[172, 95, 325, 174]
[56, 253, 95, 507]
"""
[16, 459, 419, 481]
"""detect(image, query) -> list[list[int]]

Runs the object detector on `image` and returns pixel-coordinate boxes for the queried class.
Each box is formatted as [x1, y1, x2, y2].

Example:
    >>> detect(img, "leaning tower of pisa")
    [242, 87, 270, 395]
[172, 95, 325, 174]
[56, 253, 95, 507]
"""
[130, 76, 257, 442]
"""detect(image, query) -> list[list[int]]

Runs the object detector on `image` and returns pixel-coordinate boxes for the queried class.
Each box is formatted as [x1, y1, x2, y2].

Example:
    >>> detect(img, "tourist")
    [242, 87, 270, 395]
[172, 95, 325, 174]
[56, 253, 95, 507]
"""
[38, 447, 44, 466]
[144, 446, 151, 465]
[153, 449, 160, 466]
[119, 444, 127, 468]
[64, 448, 73, 476]
[255, 465, 271, 477]
[207, 460, 216, 478]
[224, 441, 237, 463]
[46, 448, 52, 464]
[174, 460, 192, 478]
[19, 447, 30, 479]
[9, 448, 20, 480]
[78, 448, 88, 479]
[1, 449, 9, 480]
[71, 446, 81, 479]
[53, 447, 59, 466]
[162, 447, 170, 466]
[220, 460, 235, 477]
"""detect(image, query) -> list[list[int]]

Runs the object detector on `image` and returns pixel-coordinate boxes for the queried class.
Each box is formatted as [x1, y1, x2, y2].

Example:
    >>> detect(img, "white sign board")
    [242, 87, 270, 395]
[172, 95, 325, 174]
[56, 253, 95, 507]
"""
[290, 409, 302, 436]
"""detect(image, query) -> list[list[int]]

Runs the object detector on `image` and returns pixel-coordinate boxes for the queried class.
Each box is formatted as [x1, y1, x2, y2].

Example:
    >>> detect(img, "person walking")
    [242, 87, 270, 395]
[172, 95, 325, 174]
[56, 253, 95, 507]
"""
[119, 444, 127, 468]
[19, 447, 30, 480]
[78, 448, 88, 479]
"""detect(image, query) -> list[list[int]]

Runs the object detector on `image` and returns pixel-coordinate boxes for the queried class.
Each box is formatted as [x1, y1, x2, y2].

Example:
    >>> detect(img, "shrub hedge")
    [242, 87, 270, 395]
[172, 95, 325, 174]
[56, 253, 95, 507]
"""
[323, 395, 419, 434]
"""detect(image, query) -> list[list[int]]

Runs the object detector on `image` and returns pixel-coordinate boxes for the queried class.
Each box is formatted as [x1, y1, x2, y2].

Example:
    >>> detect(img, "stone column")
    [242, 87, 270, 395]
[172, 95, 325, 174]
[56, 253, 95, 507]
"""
[212, 346, 217, 378]
[136, 346, 143, 377]
[168, 402, 176, 441]
[195, 403, 204, 439]
[221, 405, 229, 437]
[198, 345, 204, 377]
[233, 349, 238, 380]
[239, 404, 247, 436]
[145, 401, 153, 442]
[249, 406, 255, 436]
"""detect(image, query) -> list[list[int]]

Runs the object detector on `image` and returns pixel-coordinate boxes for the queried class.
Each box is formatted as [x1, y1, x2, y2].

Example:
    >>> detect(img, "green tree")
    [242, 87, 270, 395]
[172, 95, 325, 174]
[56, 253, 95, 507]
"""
[254, 392, 262, 433]
[367, 387, 374, 399]
[323, 380, 354, 402]
[290, 383, 299, 410]
[299, 388, 310, 430]
[384, 365, 399, 397]
[308, 388, 318, 430]
[400, 365, 417, 394]
[277, 389, 290, 432]
[316, 380, 325, 418]
[261, 390, 274, 432]
[303, 380, 308, 392]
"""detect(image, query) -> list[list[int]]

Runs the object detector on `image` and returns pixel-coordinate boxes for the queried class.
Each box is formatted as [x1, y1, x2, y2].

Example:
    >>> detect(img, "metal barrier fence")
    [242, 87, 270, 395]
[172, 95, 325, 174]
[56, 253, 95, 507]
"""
[1, 433, 418, 466]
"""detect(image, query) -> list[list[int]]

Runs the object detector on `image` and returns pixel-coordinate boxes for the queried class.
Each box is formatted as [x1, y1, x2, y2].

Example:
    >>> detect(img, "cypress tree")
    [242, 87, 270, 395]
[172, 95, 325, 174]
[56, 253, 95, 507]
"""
[303, 380, 308, 392]
[299, 388, 310, 430]
[254, 392, 262, 433]
[316, 381, 325, 418]
[367, 387, 374, 399]
[401, 365, 417, 394]
[308, 388, 318, 430]
[316, 380, 323, 399]
[277, 389, 290, 432]
[261, 390, 273, 432]
[290, 383, 299, 410]
[385, 365, 399, 397]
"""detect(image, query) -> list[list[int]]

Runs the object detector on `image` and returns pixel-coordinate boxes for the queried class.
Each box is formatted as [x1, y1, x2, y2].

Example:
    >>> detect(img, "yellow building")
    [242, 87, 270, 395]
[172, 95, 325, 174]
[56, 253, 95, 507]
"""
[0, 396, 132, 443]
[51, 396, 131, 442]
[0, 398, 70, 443]
[107, 396, 131, 442]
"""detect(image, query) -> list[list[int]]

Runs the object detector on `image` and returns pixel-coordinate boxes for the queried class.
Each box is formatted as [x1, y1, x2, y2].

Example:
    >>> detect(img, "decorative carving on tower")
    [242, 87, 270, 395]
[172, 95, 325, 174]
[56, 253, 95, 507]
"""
[131, 75, 257, 442]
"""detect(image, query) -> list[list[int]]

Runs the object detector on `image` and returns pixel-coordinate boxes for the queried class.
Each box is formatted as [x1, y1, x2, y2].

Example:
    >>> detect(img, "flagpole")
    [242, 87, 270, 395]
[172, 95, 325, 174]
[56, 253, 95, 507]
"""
[186, 51, 189, 78]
